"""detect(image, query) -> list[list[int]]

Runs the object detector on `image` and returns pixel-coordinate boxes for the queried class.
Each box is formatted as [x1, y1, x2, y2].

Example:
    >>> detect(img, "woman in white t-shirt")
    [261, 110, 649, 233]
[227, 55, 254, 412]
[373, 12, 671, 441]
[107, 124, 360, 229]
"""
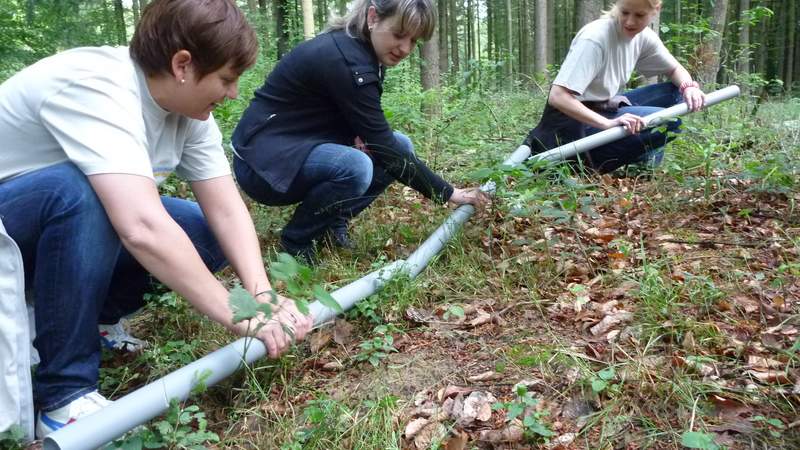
[0, 0, 312, 439]
[524, 0, 706, 173]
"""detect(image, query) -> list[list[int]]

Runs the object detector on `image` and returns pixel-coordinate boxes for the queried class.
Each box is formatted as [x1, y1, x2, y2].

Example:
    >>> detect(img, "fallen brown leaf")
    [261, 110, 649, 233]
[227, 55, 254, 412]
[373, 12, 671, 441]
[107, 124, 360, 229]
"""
[404, 418, 430, 439]
[477, 422, 524, 443]
[467, 370, 503, 382]
[413, 422, 447, 449]
[443, 431, 469, 450]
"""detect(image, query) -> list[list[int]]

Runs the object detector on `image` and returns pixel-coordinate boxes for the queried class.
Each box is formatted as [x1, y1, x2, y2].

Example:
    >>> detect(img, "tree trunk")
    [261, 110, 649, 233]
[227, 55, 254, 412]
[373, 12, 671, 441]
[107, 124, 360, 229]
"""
[785, 0, 796, 92]
[439, 0, 449, 74]
[505, 0, 513, 82]
[695, 0, 729, 87]
[302, 0, 315, 39]
[575, 0, 601, 29]
[449, 0, 459, 75]
[421, 30, 441, 116]
[534, 0, 547, 75]
[644, 7, 661, 85]
[274, 0, 290, 58]
[247, 0, 258, 15]
[736, 0, 750, 75]
[546, 0, 555, 65]
[113, 0, 126, 44]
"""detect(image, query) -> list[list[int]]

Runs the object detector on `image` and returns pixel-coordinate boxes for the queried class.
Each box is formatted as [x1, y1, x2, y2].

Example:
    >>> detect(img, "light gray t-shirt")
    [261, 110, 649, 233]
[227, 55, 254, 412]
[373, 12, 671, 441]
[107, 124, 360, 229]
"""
[0, 46, 230, 184]
[553, 18, 679, 101]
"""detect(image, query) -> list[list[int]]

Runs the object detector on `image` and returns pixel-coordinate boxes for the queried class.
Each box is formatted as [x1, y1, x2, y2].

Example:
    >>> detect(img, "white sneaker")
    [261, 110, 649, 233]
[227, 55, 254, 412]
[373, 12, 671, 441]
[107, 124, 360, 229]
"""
[36, 391, 111, 438]
[99, 318, 147, 352]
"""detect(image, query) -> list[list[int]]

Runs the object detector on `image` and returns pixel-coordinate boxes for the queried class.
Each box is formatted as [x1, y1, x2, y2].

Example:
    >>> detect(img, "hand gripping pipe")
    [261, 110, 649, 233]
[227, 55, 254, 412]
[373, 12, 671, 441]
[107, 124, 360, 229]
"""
[43, 261, 405, 450]
[44, 85, 739, 450]
[528, 85, 740, 163]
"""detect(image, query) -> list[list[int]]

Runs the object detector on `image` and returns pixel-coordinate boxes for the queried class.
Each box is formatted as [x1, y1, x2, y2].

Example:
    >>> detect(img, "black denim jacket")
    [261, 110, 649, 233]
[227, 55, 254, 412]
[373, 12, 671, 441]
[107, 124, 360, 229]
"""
[232, 30, 453, 202]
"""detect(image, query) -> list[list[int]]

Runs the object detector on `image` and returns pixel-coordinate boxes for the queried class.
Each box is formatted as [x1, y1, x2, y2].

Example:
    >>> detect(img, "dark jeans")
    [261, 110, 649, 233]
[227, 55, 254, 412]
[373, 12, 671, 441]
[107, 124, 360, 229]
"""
[234, 132, 414, 248]
[526, 82, 684, 173]
[0, 162, 225, 411]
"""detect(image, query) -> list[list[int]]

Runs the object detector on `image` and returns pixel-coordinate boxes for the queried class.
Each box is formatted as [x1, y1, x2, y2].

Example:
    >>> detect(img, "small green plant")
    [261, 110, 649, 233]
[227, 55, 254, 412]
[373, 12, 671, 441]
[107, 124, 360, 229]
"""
[108, 399, 219, 450]
[229, 253, 341, 338]
[680, 430, 719, 450]
[492, 385, 555, 442]
[589, 366, 620, 396]
[750, 415, 786, 438]
[0, 425, 25, 450]
[282, 398, 352, 448]
[354, 324, 399, 367]
[442, 304, 465, 320]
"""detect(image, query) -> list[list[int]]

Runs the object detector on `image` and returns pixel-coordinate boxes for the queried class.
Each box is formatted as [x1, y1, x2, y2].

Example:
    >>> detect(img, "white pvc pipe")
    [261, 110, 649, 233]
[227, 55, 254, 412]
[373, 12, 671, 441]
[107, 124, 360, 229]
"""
[43, 261, 404, 450]
[43, 86, 739, 450]
[529, 85, 741, 163]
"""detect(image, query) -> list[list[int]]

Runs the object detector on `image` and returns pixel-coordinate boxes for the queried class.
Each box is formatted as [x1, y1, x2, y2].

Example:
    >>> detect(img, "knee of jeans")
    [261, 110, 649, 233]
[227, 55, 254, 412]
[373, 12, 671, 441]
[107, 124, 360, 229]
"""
[339, 151, 373, 194]
[392, 132, 416, 156]
[44, 164, 107, 219]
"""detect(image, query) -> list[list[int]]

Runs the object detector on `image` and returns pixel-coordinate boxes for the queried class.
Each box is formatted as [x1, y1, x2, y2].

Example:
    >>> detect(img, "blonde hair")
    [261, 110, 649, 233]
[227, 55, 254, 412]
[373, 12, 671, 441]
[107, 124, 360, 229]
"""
[602, 0, 661, 19]
[326, 0, 436, 42]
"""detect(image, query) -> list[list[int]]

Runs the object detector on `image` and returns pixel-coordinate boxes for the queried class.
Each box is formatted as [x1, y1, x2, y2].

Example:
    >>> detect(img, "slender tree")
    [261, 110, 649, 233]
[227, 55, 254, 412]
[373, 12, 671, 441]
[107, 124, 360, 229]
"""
[695, 0, 729, 86]
[737, 0, 750, 76]
[576, 0, 601, 28]
[534, 0, 548, 75]
[421, 27, 441, 116]
[439, 0, 449, 74]
[449, 0, 459, 74]
[301, 0, 315, 39]
[785, 0, 796, 92]
[113, 0, 126, 44]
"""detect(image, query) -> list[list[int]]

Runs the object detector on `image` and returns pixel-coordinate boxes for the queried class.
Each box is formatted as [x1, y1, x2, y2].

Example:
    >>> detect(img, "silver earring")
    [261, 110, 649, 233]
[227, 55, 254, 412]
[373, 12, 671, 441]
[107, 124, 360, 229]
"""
[180, 79, 185, 84]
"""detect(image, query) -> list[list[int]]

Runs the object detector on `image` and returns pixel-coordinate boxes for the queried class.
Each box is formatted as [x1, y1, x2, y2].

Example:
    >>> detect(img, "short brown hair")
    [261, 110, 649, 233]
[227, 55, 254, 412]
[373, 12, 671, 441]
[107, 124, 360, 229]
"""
[130, 0, 258, 79]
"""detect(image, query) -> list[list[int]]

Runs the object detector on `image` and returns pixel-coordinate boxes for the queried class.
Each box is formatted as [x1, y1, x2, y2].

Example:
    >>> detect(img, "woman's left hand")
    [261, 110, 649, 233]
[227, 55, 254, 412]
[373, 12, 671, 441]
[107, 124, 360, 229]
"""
[683, 86, 706, 112]
[448, 187, 491, 211]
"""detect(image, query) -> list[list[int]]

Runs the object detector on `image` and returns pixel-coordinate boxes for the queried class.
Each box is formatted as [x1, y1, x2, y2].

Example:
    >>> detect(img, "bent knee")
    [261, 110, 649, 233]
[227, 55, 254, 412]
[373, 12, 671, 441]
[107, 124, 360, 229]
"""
[337, 150, 373, 194]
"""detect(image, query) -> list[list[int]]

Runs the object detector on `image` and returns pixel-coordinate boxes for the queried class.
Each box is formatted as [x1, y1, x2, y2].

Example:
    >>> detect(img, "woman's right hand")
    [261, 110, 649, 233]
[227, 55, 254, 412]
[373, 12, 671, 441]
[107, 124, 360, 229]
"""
[606, 113, 646, 135]
[448, 187, 490, 211]
[243, 294, 313, 359]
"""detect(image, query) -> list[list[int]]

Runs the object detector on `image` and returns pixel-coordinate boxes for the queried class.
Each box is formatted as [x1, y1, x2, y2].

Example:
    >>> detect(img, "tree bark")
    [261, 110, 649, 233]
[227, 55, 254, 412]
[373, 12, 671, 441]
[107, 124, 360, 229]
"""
[575, 0, 601, 29]
[113, 0, 126, 44]
[302, 0, 315, 39]
[505, 0, 513, 81]
[439, 0, 449, 74]
[695, 0, 729, 87]
[644, 6, 661, 85]
[785, 0, 796, 92]
[449, 0, 459, 75]
[546, 0, 554, 64]
[421, 29, 441, 116]
[274, 0, 290, 58]
[736, 0, 750, 75]
[534, 0, 548, 75]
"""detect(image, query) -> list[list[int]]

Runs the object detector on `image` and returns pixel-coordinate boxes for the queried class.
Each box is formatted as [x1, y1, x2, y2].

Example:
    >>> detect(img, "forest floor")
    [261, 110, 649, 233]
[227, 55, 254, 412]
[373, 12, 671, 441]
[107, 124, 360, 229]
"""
[29, 87, 798, 450]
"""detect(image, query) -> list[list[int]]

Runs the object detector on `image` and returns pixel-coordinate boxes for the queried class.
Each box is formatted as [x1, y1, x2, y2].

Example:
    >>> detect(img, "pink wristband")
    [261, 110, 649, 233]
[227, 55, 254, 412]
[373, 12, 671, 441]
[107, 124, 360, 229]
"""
[679, 80, 699, 94]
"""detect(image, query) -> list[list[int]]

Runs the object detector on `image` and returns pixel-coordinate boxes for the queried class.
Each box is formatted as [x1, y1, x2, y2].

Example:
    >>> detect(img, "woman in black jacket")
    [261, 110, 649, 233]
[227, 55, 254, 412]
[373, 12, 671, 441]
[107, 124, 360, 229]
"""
[232, 0, 487, 262]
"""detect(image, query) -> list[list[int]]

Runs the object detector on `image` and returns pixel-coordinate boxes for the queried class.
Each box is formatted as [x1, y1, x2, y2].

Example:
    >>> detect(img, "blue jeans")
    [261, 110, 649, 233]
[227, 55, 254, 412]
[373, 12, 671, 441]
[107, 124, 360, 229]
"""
[234, 132, 414, 248]
[0, 162, 225, 411]
[583, 82, 683, 171]
[525, 82, 683, 173]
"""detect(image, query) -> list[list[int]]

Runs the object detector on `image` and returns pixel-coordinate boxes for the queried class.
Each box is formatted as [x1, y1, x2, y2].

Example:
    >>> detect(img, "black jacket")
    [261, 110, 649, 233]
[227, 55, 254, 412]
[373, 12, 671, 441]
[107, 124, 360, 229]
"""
[232, 30, 453, 202]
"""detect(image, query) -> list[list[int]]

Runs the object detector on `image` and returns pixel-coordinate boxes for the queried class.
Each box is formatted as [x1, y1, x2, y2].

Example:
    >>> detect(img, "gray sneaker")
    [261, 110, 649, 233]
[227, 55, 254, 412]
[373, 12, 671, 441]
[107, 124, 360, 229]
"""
[98, 318, 147, 352]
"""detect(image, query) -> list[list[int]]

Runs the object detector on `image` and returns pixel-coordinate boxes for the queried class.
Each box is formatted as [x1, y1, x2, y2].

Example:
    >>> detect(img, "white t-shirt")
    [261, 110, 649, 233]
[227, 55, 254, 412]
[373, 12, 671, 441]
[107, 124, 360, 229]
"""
[0, 46, 230, 184]
[553, 18, 678, 101]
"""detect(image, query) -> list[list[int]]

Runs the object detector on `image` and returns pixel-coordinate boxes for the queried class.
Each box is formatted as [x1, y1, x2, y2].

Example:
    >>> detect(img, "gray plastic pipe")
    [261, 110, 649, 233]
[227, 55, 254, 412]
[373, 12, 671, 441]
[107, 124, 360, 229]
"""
[43, 261, 404, 450]
[528, 85, 741, 163]
[44, 85, 739, 450]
